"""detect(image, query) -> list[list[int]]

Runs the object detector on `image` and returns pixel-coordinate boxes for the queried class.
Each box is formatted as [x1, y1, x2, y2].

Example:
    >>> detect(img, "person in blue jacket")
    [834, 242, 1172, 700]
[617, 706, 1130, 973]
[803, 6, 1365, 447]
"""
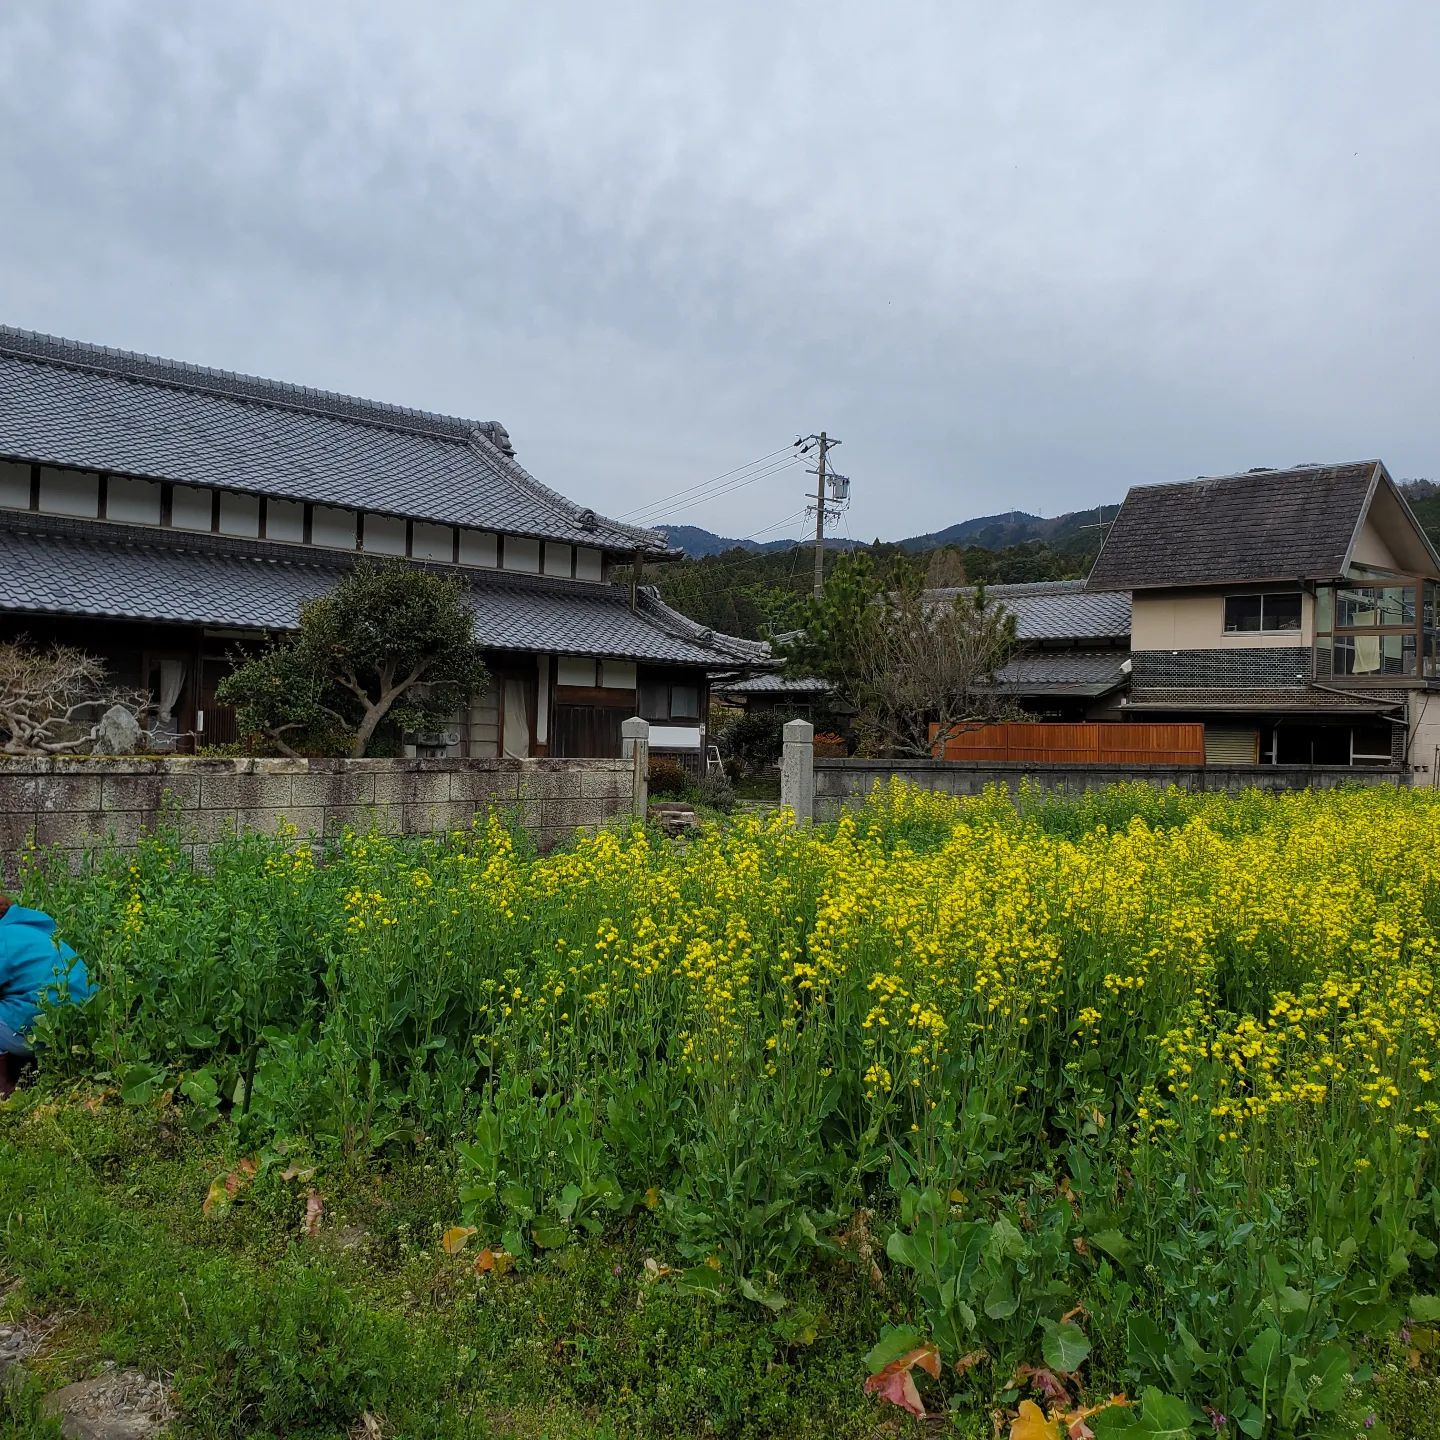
[0, 893, 93, 1097]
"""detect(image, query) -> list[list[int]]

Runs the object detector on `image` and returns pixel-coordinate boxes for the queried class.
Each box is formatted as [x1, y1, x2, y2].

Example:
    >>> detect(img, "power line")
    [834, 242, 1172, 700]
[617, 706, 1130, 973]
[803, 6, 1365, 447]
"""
[616, 444, 798, 521]
[624, 455, 807, 526]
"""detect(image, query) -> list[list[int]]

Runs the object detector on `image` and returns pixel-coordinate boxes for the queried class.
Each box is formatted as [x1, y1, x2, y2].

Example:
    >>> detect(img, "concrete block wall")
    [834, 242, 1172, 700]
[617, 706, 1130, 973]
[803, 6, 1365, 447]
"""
[813, 757, 1405, 820]
[0, 755, 637, 873]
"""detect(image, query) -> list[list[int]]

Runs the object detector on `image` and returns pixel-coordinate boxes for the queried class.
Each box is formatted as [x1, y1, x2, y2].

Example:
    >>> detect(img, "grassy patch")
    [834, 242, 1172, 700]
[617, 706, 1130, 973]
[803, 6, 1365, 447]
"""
[0, 1097, 883, 1439]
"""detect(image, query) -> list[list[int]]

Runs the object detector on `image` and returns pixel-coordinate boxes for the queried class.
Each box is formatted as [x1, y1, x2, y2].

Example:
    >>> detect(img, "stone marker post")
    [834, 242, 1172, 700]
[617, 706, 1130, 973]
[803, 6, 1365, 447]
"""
[621, 716, 650, 818]
[781, 718, 815, 823]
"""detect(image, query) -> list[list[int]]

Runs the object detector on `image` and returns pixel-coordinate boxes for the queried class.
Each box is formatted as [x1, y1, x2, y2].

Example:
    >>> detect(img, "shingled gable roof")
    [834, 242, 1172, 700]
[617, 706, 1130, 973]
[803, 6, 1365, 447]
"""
[1085, 461, 1437, 591]
[0, 326, 674, 556]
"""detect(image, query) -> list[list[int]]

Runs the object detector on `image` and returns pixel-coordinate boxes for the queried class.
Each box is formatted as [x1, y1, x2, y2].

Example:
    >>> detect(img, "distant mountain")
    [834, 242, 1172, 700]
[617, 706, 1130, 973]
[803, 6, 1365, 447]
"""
[895, 505, 1116, 554]
[656, 524, 862, 558]
[657, 504, 1113, 559]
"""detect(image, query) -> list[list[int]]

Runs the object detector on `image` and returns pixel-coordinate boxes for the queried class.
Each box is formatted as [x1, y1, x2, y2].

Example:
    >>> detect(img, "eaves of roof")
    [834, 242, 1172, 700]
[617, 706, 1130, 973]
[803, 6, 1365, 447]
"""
[0, 515, 744, 670]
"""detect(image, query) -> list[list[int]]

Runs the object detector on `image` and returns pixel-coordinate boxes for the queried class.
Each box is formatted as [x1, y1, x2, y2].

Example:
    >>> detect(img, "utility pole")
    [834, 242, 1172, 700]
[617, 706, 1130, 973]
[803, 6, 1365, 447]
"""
[795, 431, 845, 598]
[813, 431, 829, 598]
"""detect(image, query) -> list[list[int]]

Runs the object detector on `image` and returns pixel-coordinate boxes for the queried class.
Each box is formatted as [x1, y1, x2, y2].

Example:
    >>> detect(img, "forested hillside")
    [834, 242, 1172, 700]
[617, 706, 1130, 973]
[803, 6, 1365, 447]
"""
[639, 478, 1437, 641]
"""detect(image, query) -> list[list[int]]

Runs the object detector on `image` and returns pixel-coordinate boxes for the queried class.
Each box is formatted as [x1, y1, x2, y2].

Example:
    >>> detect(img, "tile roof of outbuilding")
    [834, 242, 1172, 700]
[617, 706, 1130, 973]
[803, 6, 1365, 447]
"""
[1123, 686, 1404, 714]
[993, 647, 1129, 698]
[926, 579, 1131, 641]
[1086, 462, 1390, 590]
[0, 516, 747, 668]
[0, 326, 672, 555]
[715, 673, 833, 695]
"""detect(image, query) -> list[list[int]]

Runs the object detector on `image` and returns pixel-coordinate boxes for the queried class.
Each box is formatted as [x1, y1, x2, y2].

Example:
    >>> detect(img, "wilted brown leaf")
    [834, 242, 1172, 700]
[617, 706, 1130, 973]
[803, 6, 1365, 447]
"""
[473, 1247, 514, 1275]
[303, 1190, 324, 1238]
[279, 1162, 315, 1184]
[441, 1225, 477, 1254]
[954, 1349, 989, 1376]
[863, 1343, 941, 1420]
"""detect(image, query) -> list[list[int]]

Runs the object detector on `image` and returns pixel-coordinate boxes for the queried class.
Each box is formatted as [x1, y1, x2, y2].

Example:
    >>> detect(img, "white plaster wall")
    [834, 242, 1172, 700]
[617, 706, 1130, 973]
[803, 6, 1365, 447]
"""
[505, 536, 541, 573]
[1131, 590, 1315, 649]
[543, 542, 573, 577]
[535, 655, 550, 744]
[0, 459, 29, 509]
[107, 476, 162, 525]
[171, 484, 214, 531]
[601, 660, 636, 690]
[364, 513, 407, 556]
[312, 506, 357, 550]
[460, 530, 498, 567]
[412, 521, 453, 562]
[558, 655, 597, 686]
[39, 467, 99, 518]
[219, 491, 261, 538]
[265, 498, 305, 542]
[575, 547, 603, 583]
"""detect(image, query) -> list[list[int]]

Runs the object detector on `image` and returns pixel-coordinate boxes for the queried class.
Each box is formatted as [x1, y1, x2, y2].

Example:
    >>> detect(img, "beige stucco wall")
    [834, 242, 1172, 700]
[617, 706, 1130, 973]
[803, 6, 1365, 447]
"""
[1130, 590, 1315, 650]
[1349, 513, 1403, 571]
[1408, 691, 1440, 784]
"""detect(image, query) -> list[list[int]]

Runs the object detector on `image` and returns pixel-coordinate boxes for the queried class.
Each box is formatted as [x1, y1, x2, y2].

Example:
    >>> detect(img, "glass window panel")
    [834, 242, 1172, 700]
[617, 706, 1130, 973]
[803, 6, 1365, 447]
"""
[638, 679, 669, 720]
[1336, 587, 1381, 627]
[1381, 586, 1416, 625]
[1224, 595, 1263, 633]
[1262, 593, 1302, 631]
[1334, 634, 1416, 676]
[670, 684, 701, 719]
[1315, 587, 1334, 632]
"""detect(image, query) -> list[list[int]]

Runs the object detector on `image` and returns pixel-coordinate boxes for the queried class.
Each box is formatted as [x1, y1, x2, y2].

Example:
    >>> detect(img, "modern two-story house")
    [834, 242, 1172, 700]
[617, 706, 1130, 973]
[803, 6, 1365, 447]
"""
[0, 326, 766, 758]
[1086, 461, 1440, 773]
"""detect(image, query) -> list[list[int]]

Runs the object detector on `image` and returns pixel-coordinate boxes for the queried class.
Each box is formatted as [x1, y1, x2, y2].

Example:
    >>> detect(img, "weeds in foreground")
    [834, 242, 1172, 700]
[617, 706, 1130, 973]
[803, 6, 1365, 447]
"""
[15, 780, 1440, 1435]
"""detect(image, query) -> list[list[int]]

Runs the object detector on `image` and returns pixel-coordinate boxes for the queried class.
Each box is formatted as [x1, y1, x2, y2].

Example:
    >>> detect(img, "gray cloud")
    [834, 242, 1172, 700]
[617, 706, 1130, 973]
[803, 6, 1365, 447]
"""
[1, 1, 1437, 541]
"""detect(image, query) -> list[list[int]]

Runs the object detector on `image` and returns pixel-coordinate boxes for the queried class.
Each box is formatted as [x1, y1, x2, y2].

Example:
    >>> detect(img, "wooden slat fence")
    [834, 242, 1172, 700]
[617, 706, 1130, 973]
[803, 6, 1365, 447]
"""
[930, 722, 1205, 765]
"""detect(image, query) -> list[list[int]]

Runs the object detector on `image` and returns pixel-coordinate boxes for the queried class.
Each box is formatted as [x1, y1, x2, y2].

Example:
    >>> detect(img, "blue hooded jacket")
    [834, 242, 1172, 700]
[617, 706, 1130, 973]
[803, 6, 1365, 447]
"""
[0, 904, 94, 1057]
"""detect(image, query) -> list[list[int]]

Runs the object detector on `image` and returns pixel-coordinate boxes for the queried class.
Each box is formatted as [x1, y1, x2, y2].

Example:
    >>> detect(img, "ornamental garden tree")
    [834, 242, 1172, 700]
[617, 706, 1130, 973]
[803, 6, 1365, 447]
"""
[218, 562, 490, 758]
[779, 553, 1018, 756]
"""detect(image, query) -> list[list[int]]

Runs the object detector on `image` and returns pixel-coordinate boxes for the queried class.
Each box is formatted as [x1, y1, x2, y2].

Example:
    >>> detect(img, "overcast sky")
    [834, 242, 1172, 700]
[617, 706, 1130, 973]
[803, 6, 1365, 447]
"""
[1, 3, 1437, 543]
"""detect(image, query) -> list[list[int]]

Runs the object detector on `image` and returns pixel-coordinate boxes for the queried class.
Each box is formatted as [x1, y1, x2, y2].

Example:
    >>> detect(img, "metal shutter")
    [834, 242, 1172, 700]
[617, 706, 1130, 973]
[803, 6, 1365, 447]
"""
[1204, 727, 1259, 765]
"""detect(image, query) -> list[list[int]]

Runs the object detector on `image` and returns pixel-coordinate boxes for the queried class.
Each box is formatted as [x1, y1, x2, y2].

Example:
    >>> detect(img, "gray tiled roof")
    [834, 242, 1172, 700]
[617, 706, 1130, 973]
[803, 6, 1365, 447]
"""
[715, 673, 833, 695]
[1087, 462, 1382, 590]
[1124, 686, 1403, 714]
[994, 647, 1128, 698]
[927, 580, 1131, 641]
[0, 326, 672, 555]
[0, 519, 743, 668]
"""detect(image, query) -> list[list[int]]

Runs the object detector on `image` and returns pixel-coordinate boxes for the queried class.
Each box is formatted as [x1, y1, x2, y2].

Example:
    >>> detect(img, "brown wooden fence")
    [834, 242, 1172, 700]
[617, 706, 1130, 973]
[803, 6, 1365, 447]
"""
[930, 722, 1206, 765]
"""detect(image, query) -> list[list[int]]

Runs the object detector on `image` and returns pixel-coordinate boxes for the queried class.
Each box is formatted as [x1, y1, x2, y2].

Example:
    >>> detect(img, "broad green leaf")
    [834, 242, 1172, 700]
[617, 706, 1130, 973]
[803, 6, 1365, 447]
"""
[529, 1217, 569, 1249]
[1127, 1313, 1168, 1374]
[1127, 1386, 1197, 1439]
[738, 1276, 787, 1312]
[1089, 1229, 1135, 1267]
[674, 1264, 726, 1299]
[984, 1272, 1018, 1320]
[864, 1324, 924, 1374]
[499, 1182, 533, 1215]
[1409, 1294, 1440, 1322]
[1042, 1320, 1091, 1374]
[1240, 1329, 1283, 1396]
[1309, 1343, 1350, 1412]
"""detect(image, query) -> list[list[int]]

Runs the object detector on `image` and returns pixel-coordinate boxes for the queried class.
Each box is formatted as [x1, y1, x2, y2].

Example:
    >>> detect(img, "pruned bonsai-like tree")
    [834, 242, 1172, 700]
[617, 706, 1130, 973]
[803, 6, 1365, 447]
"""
[0, 641, 151, 754]
[218, 562, 490, 758]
